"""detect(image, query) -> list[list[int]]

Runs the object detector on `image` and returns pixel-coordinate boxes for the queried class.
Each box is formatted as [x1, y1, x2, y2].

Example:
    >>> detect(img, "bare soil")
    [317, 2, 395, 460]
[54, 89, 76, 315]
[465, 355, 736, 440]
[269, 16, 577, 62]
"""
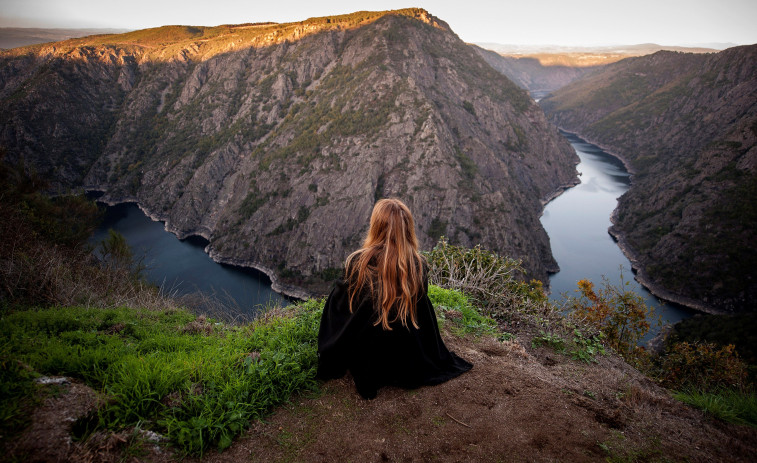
[6, 334, 757, 462]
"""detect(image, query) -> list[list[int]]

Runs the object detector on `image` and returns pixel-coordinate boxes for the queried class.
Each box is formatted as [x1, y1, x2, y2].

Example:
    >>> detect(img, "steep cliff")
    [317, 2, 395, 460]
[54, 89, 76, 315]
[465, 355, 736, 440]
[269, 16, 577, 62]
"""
[540, 46, 757, 313]
[0, 9, 577, 296]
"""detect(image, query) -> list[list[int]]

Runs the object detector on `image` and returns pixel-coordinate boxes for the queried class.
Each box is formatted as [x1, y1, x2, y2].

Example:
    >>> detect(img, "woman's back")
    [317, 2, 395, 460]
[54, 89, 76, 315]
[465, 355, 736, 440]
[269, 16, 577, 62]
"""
[316, 199, 472, 399]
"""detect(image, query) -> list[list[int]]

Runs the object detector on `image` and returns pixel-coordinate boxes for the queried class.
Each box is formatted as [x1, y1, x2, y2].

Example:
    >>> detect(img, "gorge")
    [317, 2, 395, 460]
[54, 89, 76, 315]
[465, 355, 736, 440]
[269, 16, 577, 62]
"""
[0, 8, 577, 298]
[540, 45, 757, 313]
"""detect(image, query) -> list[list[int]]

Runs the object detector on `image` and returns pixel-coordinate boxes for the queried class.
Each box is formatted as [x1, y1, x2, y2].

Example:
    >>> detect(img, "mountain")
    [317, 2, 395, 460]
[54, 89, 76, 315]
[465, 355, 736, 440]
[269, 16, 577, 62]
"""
[474, 44, 718, 99]
[0, 9, 577, 297]
[539, 46, 757, 313]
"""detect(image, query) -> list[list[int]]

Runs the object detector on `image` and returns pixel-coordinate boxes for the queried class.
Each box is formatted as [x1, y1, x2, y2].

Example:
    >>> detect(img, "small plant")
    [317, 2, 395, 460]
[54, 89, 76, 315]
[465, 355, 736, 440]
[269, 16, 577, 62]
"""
[672, 389, 757, 427]
[531, 331, 566, 353]
[570, 329, 606, 363]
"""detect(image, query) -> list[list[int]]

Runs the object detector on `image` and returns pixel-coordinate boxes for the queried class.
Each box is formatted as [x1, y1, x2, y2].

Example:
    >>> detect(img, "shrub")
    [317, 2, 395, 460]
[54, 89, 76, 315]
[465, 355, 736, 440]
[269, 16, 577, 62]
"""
[657, 341, 749, 392]
[424, 237, 548, 316]
[566, 272, 659, 358]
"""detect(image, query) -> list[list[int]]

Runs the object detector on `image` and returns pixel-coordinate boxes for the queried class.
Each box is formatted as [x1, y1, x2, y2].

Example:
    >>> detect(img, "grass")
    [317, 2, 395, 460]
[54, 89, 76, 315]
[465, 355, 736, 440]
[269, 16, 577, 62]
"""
[673, 389, 757, 428]
[0, 300, 323, 455]
[0, 284, 487, 455]
[428, 285, 497, 337]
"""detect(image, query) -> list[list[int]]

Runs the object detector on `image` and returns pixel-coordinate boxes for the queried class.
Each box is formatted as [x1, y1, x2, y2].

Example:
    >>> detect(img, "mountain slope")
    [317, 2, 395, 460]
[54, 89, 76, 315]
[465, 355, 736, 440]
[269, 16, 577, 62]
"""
[540, 46, 757, 313]
[0, 9, 577, 296]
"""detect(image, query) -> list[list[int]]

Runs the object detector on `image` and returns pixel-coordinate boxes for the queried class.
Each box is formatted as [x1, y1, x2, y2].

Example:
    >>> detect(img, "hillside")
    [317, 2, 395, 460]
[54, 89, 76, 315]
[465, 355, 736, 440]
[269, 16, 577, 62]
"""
[539, 45, 757, 313]
[8, 317, 757, 462]
[0, 8, 577, 297]
[3, 169, 755, 462]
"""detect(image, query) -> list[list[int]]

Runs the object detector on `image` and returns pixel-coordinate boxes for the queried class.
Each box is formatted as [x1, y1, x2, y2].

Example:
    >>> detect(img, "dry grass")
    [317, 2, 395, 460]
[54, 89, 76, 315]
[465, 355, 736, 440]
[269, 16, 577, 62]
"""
[0, 202, 176, 312]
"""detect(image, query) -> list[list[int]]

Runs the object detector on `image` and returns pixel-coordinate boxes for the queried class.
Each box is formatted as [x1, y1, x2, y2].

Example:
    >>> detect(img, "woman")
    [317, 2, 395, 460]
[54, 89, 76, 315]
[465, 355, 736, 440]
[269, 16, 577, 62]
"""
[317, 198, 472, 399]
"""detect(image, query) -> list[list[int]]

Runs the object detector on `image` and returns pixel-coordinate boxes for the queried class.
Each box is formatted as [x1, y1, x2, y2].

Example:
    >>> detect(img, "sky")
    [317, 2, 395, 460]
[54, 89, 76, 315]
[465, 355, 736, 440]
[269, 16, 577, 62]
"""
[1, 0, 756, 47]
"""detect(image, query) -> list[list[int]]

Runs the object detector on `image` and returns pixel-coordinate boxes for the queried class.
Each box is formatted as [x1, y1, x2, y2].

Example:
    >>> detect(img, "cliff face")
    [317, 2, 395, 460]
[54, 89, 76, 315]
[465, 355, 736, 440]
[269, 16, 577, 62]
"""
[540, 46, 757, 313]
[0, 9, 577, 296]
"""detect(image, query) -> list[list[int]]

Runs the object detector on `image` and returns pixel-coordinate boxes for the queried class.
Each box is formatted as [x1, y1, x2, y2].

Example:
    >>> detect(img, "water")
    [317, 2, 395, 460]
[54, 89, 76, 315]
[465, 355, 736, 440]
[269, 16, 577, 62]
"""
[90, 202, 289, 317]
[541, 131, 694, 334]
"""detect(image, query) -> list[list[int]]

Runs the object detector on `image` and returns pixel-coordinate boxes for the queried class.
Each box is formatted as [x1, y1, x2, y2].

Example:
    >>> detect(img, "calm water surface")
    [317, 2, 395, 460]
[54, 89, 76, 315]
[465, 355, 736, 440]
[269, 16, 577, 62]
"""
[90, 202, 289, 317]
[541, 132, 694, 333]
[91, 133, 695, 330]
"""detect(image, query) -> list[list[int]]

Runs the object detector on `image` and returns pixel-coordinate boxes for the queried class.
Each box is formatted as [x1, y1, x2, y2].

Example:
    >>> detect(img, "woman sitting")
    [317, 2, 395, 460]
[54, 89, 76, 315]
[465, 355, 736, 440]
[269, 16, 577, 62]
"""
[317, 198, 472, 399]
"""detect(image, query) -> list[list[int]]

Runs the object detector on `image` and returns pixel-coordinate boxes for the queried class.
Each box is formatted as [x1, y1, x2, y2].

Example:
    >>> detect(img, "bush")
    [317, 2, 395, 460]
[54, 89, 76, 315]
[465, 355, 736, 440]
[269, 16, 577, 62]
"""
[657, 341, 749, 392]
[566, 272, 659, 358]
[423, 237, 548, 316]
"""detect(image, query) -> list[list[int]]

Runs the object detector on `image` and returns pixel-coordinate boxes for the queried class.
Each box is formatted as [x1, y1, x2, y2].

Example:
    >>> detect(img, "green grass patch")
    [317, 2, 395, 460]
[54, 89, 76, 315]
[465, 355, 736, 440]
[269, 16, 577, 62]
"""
[428, 285, 496, 337]
[673, 389, 757, 428]
[0, 300, 324, 455]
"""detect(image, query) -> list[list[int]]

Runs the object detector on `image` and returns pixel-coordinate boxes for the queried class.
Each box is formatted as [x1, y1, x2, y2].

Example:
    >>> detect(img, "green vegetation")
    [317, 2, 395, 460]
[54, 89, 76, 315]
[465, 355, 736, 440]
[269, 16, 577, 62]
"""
[673, 389, 757, 428]
[428, 286, 496, 337]
[3, 153, 756, 457]
[1, 302, 322, 454]
[565, 271, 660, 359]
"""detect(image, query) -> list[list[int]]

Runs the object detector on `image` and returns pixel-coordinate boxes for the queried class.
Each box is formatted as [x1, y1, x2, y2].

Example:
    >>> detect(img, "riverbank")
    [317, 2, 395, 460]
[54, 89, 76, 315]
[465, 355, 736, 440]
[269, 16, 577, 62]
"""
[551, 129, 714, 316]
[608, 213, 722, 315]
[88, 188, 314, 301]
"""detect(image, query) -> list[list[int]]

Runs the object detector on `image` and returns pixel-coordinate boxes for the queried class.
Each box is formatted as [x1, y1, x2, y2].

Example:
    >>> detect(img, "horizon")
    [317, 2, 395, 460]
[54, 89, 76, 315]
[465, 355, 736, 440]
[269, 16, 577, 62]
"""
[1, 1, 756, 48]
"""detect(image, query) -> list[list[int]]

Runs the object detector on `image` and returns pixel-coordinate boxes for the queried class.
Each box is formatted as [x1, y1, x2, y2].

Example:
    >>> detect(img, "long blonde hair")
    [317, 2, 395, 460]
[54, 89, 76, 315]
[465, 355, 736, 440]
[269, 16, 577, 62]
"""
[346, 198, 424, 330]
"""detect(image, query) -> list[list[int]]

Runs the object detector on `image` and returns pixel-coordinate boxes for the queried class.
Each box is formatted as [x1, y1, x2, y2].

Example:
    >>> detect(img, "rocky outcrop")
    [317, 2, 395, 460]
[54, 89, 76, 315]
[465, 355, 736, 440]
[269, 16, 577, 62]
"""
[0, 9, 577, 296]
[540, 46, 757, 313]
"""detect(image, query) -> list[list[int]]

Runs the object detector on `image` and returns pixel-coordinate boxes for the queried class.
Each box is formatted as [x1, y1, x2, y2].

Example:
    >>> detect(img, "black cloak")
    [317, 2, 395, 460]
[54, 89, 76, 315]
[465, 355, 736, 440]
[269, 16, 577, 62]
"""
[316, 275, 472, 399]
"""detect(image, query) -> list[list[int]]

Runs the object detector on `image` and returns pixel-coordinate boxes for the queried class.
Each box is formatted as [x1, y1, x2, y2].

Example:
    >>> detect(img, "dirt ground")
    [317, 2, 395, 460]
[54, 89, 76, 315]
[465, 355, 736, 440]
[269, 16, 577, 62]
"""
[6, 334, 757, 463]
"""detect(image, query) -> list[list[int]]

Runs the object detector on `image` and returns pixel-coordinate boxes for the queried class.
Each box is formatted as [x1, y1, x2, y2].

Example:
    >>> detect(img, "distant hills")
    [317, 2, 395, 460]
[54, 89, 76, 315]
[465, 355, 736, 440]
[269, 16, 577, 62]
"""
[540, 45, 757, 313]
[0, 27, 130, 49]
[0, 9, 576, 296]
[475, 43, 720, 98]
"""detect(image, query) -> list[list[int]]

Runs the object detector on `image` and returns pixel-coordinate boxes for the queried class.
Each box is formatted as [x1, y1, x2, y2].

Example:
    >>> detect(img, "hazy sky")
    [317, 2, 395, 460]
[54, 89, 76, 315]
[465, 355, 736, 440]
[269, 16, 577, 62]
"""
[1, 0, 756, 46]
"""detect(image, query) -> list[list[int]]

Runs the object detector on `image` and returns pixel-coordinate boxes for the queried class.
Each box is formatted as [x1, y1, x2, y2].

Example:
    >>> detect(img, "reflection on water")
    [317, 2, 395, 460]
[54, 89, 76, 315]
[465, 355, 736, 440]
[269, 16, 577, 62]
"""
[90, 202, 289, 317]
[541, 131, 694, 336]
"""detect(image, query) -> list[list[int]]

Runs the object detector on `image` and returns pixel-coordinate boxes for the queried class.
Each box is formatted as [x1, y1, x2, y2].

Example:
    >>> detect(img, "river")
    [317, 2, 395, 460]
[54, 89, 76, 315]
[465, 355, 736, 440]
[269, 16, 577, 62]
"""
[91, 132, 694, 329]
[541, 131, 694, 332]
[90, 202, 289, 317]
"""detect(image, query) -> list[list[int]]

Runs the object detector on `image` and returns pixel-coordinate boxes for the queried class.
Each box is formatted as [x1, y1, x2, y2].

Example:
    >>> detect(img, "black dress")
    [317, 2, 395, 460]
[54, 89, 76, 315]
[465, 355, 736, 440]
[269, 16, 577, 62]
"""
[316, 273, 473, 399]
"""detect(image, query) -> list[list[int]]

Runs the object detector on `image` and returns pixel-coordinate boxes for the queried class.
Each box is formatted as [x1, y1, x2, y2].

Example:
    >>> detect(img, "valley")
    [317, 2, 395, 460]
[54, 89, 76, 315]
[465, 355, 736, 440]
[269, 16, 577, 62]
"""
[0, 9, 576, 297]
